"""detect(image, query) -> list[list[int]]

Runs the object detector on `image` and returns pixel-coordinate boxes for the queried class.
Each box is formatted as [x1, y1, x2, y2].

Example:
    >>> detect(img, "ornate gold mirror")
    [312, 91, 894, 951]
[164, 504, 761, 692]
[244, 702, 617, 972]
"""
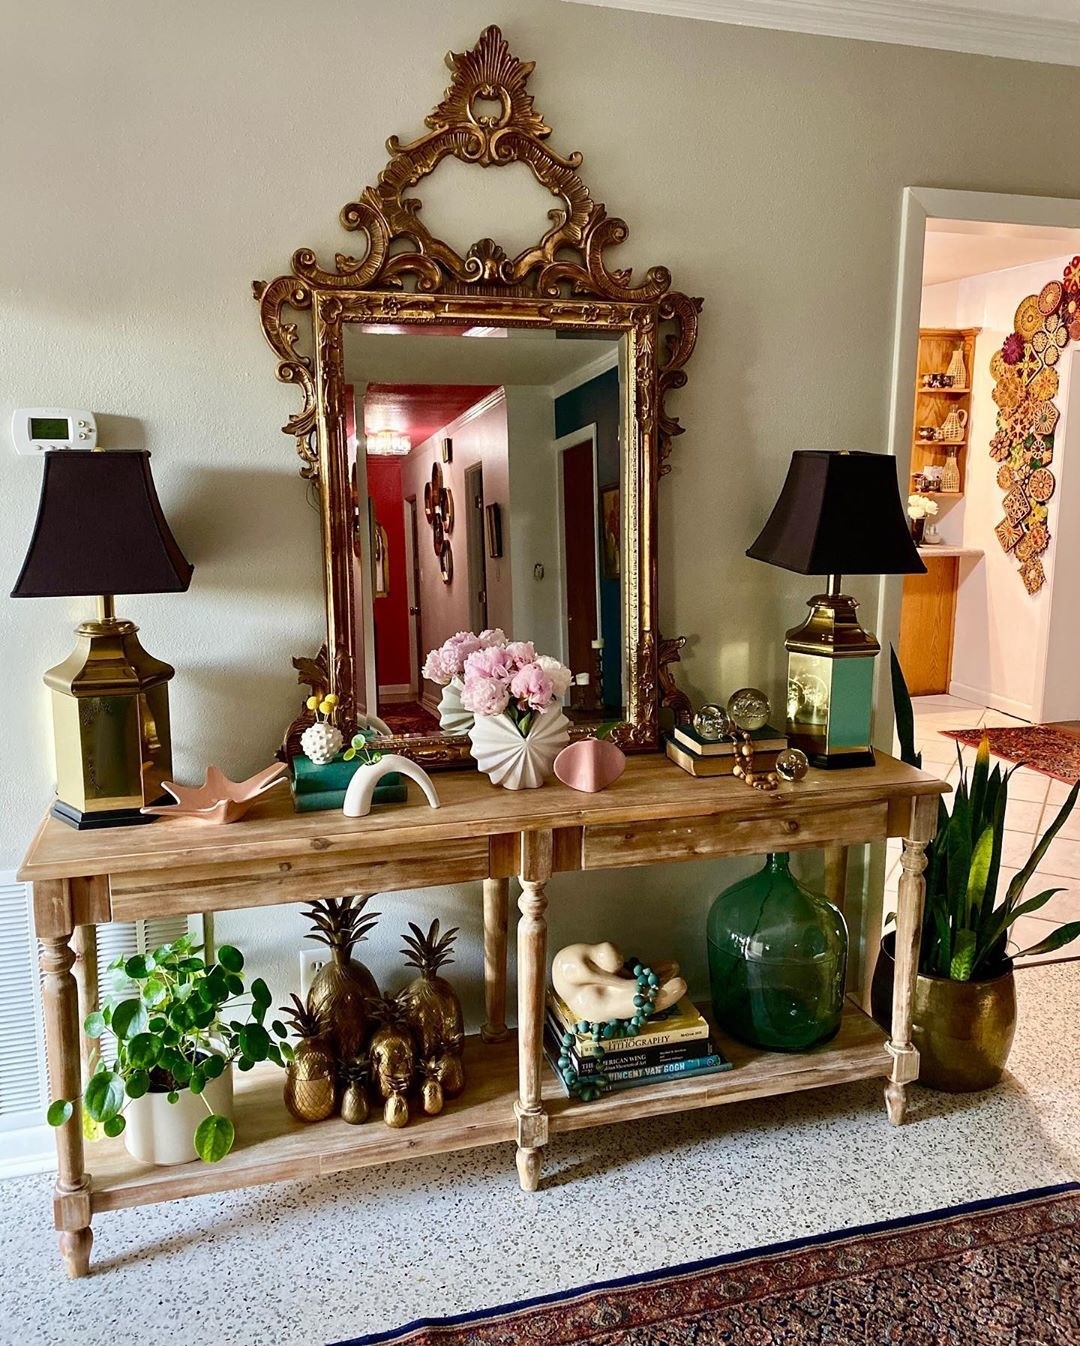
[255, 25, 700, 763]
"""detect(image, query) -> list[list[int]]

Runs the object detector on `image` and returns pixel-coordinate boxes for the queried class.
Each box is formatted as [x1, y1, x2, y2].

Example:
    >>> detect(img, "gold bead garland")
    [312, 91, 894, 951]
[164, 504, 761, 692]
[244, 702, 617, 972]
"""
[729, 728, 779, 792]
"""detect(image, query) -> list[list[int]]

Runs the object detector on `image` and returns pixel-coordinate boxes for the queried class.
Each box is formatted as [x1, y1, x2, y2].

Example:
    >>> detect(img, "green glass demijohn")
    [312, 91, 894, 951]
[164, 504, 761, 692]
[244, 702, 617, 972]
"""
[707, 853, 848, 1051]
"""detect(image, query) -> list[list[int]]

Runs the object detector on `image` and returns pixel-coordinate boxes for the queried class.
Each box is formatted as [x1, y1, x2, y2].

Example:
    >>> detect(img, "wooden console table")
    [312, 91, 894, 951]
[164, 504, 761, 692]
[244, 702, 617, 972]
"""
[19, 752, 946, 1278]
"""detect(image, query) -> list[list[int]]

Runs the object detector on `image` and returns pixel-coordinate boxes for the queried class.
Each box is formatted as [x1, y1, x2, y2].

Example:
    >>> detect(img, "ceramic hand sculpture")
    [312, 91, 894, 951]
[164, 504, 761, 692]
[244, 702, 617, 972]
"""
[552, 941, 687, 1021]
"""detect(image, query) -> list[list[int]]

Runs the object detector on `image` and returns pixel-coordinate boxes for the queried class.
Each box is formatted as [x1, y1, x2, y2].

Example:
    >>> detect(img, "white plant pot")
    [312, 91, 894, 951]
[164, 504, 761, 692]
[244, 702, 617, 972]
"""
[468, 708, 571, 789]
[437, 677, 474, 735]
[301, 721, 343, 765]
[123, 1069, 234, 1166]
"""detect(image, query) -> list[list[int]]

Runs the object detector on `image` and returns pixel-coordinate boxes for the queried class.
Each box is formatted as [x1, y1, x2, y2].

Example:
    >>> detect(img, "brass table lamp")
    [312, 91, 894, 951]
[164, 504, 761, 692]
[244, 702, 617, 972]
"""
[11, 449, 193, 828]
[746, 450, 925, 768]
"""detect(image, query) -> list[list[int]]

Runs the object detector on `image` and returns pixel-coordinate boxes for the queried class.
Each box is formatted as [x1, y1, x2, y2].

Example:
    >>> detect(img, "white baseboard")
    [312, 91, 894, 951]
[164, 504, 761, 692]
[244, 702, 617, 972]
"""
[949, 681, 1033, 724]
[378, 684, 413, 703]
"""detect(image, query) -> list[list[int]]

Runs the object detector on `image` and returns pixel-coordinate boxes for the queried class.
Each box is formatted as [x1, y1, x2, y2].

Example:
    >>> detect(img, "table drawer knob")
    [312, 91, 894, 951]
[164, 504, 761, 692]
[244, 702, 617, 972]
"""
[782, 819, 800, 834]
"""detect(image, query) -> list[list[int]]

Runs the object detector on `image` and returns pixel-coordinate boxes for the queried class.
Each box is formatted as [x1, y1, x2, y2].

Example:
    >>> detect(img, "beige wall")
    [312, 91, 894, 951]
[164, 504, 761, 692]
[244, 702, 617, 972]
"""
[6, 0, 1080, 1016]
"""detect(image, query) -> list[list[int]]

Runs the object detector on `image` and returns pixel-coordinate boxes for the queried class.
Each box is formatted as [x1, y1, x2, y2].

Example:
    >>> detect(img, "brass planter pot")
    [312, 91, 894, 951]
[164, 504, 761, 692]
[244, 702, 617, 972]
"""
[871, 934, 1017, 1093]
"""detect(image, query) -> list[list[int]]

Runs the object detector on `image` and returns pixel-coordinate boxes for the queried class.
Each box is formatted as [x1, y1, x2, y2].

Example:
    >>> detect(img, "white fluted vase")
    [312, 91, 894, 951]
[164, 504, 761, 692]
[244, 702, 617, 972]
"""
[468, 708, 570, 789]
[437, 677, 474, 735]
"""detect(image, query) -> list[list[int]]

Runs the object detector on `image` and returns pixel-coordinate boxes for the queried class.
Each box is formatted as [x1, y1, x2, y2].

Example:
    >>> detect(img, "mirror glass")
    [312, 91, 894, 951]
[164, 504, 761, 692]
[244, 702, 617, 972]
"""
[344, 324, 626, 738]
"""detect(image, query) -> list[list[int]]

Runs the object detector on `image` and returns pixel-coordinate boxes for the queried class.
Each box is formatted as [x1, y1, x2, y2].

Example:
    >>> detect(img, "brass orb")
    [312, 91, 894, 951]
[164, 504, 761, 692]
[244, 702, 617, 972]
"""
[728, 687, 770, 731]
[693, 703, 730, 740]
[775, 747, 810, 782]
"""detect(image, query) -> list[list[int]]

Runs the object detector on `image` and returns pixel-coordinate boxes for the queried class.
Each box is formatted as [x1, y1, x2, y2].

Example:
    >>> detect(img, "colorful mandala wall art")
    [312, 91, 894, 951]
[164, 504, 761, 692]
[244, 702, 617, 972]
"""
[989, 261, 1079, 595]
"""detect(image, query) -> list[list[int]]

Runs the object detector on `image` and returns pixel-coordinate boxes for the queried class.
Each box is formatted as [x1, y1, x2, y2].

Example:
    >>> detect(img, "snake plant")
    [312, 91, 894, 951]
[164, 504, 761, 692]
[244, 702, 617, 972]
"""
[891, 648, 1080, 980]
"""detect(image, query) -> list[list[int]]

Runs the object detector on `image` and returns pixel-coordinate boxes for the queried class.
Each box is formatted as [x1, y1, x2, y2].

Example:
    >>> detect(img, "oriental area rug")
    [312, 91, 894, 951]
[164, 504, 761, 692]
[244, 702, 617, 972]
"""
[941, 723, 1080, 782]
[338, 1184, 1080, 1346]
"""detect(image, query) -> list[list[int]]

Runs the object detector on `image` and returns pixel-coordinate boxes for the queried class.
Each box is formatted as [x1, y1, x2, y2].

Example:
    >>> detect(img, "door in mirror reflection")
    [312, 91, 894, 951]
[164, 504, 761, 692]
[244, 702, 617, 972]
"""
[347, 324, 625, 736]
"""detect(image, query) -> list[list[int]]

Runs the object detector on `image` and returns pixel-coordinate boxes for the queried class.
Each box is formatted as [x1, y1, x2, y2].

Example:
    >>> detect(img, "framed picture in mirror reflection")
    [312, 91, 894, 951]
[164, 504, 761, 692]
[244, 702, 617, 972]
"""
[600, 484, 621, 580]
[486, 503, 503, 559]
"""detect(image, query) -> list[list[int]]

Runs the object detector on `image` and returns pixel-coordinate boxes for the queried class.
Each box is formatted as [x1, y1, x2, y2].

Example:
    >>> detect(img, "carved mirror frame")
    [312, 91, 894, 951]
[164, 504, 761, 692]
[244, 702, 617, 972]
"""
[255, 25, 700, 764]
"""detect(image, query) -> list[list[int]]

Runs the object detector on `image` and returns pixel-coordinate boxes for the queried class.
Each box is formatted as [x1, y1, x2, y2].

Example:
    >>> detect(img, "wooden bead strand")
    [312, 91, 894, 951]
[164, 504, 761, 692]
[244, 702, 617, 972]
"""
[729, 729, 779, 792]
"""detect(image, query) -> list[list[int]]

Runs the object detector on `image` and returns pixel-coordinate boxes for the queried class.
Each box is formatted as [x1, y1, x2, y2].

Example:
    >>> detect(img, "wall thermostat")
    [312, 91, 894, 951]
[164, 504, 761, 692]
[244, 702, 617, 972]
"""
[11, 408, 97, 456]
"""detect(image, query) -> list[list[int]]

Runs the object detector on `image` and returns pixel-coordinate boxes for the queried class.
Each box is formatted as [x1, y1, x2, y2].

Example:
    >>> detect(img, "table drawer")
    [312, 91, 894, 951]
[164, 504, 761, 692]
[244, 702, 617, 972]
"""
[582, 801, 888, 869]
[109, 834, 491, 920]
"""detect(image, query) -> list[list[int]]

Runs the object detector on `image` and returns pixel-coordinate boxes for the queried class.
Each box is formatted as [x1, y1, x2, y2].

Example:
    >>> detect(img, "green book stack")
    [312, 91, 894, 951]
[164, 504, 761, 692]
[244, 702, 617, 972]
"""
[291, 754, 407, 813]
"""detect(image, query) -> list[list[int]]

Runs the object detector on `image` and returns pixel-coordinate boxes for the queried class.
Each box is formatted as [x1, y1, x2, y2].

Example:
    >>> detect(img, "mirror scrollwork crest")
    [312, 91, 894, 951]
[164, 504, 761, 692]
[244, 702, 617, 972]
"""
[254, 25, 700, 764]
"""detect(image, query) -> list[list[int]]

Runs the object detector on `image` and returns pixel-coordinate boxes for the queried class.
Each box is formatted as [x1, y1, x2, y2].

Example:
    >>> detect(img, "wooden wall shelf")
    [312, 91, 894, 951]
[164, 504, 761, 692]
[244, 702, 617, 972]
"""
[911, 327, 980, 498]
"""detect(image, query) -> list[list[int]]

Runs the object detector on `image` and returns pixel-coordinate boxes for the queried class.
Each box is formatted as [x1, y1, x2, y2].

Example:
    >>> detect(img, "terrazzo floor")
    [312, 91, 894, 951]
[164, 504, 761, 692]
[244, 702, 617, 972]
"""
[2, 960, 1078, 1346]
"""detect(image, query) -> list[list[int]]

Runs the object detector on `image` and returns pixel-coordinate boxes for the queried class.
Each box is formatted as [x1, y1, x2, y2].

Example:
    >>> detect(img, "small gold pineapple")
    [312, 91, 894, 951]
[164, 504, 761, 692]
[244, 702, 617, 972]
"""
[397, 920, 466, 1098]
[280, 994, 336, 1123]
[367, 995, 416, 1128]
[339, 1059, 370, 1125]
[303, 896, 381, 1061]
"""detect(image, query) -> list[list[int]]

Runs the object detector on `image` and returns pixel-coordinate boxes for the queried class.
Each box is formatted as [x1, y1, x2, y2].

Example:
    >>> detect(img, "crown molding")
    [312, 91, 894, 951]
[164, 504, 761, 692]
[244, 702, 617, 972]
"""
[548, 347, 621, 401]
[561, 0, 1080, 67]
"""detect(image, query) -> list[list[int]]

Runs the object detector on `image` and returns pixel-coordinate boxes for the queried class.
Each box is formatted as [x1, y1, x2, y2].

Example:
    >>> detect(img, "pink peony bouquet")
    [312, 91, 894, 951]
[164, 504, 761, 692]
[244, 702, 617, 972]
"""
[422, 628, 507, 686]
[424, 630, 572, 735]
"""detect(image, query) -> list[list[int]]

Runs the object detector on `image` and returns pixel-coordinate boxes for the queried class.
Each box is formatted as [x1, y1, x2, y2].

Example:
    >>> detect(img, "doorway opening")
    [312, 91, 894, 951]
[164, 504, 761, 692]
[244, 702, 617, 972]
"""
[888, 191, 1080, 731]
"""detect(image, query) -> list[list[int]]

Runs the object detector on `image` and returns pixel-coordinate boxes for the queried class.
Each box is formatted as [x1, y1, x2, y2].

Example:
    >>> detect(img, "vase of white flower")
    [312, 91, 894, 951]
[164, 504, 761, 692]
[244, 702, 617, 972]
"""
[907, 492, 938, 545]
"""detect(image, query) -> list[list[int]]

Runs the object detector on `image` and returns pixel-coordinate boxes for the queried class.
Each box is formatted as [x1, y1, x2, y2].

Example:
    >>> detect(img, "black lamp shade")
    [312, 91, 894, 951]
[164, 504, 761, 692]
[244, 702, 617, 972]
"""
[746, 451, 926, 577]
[11, 450, 193, 598]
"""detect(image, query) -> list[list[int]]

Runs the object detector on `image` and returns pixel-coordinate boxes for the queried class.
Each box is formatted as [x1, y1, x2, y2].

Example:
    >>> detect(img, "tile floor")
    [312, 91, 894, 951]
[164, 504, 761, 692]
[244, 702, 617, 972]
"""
[1, 959, 1078, 1346]
[884, 694, 1080, 965]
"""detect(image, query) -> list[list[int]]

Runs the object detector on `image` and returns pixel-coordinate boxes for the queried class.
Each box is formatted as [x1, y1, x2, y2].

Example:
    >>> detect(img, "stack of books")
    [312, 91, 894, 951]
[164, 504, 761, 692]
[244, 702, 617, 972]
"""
[664, 722, 787, 778]
[544, 986, 731, 1096]
[291, 754, 407, 813]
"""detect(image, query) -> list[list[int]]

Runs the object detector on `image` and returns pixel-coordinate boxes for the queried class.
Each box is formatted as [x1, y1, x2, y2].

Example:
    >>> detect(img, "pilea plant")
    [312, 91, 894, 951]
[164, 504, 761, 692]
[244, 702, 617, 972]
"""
[48, 934, 286, 1162]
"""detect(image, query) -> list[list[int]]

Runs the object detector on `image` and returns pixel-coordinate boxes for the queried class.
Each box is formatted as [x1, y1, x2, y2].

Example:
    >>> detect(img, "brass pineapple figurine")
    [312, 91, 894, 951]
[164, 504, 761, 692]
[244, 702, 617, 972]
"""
[420, 1059, 444, 1117]
[339, 1059, 371, 1125]
[303, 895, 380, 1061]
[280, 994, 337, 1123]
[367, 995, 417, 1129]
[397, 920, 466, 1098]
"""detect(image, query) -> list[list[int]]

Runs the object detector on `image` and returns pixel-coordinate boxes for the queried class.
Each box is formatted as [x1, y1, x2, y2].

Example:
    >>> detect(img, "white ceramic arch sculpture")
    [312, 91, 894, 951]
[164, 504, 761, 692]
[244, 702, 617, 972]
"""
[342, 754, 441, 818]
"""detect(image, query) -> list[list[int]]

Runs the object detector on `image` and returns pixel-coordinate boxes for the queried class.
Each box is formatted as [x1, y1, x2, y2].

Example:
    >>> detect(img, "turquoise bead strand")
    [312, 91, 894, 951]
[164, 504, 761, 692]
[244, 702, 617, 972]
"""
[556, 960, 660, 1102]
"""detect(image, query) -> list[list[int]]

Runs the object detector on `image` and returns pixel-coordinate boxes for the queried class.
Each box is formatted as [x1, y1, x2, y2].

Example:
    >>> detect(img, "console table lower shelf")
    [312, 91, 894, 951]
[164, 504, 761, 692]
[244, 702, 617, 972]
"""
[86, 1000, 886, 1212]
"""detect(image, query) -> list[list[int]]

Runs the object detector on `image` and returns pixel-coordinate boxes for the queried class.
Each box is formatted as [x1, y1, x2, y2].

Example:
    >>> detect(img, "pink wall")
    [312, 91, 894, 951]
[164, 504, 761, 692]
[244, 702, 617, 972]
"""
[367, 456, 412, 690]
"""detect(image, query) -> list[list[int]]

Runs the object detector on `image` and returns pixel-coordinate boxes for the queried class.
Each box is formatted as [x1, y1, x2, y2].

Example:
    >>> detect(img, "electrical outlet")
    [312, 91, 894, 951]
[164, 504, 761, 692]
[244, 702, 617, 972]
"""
[299, 950, 326, 998]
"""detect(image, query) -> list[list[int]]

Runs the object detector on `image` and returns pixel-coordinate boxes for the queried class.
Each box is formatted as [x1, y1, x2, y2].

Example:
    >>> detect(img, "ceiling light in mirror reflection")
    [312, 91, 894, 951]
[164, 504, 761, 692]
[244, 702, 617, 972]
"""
[366, 429, 412, 456]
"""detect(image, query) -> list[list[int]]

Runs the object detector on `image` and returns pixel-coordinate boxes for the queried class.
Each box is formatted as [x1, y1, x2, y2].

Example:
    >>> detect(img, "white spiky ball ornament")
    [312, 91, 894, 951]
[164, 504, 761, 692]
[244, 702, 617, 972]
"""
[301, 693, 344, 764]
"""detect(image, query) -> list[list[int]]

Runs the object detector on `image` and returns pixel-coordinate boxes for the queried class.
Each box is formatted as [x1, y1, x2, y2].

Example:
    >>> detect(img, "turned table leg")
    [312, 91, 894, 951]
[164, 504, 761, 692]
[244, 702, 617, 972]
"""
[72, 925, 100, 1086]
[885, 795, 937, 1125]
[514, 832, 552, 1191]
[39, 898, 94, 1277]
[480, 877, 510, 1044]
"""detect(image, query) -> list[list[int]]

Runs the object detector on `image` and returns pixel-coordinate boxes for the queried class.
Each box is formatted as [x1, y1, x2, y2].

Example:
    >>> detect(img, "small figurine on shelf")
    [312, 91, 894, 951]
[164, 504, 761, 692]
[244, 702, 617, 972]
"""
[367, 995, 418, 1128]
[301, 692, 343, 765]
[397, 920, 466, 1098]
[419, 1060, 445, 1116]
[302, 896, 381, 1061]
[280, 994, 337, 1123]
[339, 1060, 371, 1125]
[552, 941, 686, 1022]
